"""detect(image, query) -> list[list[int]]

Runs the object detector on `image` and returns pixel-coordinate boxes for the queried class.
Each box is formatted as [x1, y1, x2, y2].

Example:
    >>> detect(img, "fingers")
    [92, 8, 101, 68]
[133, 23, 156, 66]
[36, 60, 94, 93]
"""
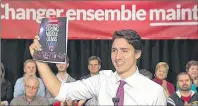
[29, 35, 42, 56]
[35, 35, 40, 40]
[33, 38, 41, 49]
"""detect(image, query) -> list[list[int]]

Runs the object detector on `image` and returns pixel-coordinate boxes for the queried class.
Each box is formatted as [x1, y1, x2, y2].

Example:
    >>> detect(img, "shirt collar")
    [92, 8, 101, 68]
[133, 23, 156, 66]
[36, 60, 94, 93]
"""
[114, 67, 140, 87]
[56, 72, 68, 82]
[176, 90, 195, 98]
[23, 95, 37, 103]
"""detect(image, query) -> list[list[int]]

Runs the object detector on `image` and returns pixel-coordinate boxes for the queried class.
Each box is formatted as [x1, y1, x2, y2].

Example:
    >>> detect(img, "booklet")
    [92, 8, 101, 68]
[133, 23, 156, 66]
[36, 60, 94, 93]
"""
[33, 17, 68, 63]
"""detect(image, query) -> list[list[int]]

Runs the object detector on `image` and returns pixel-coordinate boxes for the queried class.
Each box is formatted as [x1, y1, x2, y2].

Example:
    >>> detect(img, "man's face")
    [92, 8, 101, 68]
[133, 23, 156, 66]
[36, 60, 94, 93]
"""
[88, 60, 101, 74]
[111, 38, 141, 75]
[24, 62, 36, 75]
[25, 79, 39, 99]
[155, 66, 168, 80]
[187, 65, 198, 79]
[178, 74, 192, 91]
[56, 63, 69, 72]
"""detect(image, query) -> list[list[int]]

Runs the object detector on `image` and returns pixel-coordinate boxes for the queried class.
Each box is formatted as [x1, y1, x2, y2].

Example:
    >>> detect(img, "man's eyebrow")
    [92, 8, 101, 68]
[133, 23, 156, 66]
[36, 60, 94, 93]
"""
[120, 48, 130, 50]
[111, 48, 130, 50]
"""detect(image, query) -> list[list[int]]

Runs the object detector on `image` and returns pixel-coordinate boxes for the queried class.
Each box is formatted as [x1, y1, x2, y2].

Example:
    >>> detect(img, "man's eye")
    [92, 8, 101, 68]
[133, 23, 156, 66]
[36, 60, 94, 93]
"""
[112, 49, 116, 52]
[122, 50, 128, 53]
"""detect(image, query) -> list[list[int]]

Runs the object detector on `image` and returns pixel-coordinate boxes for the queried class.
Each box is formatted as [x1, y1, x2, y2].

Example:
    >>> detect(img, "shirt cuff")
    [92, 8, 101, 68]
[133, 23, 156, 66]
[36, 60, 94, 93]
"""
[54, 82, 68, 102]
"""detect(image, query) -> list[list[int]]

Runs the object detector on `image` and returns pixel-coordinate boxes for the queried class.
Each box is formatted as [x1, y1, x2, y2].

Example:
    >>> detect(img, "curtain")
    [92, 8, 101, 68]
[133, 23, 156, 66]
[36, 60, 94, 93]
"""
[1, 39, 198, 87]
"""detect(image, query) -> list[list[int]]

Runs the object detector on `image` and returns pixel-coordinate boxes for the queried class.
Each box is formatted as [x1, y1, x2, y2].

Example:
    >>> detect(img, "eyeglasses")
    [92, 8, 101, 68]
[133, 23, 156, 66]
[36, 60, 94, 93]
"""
[25, 85, 38, 90]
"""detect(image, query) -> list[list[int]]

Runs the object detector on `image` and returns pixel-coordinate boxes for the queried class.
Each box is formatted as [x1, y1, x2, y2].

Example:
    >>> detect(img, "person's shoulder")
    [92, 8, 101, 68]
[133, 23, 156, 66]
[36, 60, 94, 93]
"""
[167, 92, 177, 104]
[138, 74, 163, 90]
[193, 91, 198, 97]
[192, 84, 197, 88]
[11, 96, 24, 101]
[15, 77, 23, 83]
[36, 96, 48, 100]
[16, 77, 23, 81]
[80, 74, 90, 80]
[167, 81, 174, 86]
[37, 78, 44, 83]
[67, 74, 76, 82]
[168, 91, 178, 100]
[35, 96, 50, 104]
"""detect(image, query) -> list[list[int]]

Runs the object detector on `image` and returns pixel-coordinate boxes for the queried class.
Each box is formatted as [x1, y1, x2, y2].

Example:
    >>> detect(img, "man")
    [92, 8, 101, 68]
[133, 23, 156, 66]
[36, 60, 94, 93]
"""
[167, 72, 198, 106]
[14, 59, 45, 97]
[46, 56, 76, 105]
[79, 56, 101, 105]
[29, 29, 166, 105]
[139, 69, 153, 79]
[81, 56, 101, 80]
[186, 60, 198, 92]
[10, 75, 49, 105]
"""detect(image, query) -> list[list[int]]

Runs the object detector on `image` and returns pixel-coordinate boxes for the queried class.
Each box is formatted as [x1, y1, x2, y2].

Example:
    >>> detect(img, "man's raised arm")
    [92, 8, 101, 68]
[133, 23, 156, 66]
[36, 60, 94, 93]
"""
[29, 35, 61, 97]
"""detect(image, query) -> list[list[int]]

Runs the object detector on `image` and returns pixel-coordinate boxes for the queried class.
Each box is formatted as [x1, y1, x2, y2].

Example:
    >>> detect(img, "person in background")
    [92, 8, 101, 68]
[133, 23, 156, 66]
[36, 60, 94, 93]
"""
[153, 62, 175, 98]
[186, 60, 198, 92]
[14, 59, 45, 98]
[10, 75, 49, 105]
[139, 69, 153, 80]
[78, 56, 101, 106]
[81, 56, 101, 79]
[0, 62, 13, 106]
[167, 72, 198, 106]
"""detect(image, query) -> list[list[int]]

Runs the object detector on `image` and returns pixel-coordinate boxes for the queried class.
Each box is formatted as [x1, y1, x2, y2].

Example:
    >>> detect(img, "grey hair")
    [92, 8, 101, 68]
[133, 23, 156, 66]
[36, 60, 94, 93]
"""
[24, 74, 40, 88]
[139, 69, 153, 79]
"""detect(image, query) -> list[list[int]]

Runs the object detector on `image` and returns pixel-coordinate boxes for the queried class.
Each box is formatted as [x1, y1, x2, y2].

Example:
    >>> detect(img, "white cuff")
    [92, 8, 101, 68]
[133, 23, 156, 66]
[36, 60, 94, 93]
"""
[54, 82, 69, 102]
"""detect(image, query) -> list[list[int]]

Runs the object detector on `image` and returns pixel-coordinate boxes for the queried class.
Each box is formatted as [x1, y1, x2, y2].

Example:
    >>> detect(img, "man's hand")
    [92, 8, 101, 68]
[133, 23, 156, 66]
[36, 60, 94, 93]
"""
[29, 35, 41, 56]
[78, 100, 86, 106]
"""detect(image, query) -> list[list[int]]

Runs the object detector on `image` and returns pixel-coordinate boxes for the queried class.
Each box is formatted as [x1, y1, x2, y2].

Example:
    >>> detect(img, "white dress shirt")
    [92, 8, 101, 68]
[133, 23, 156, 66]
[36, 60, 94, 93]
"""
[55, 69, 167, 105]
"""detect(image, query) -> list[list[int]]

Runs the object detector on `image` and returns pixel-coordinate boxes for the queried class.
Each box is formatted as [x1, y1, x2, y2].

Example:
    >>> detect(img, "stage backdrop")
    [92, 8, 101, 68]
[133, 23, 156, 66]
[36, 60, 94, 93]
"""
[1, 1, 198, 39]
[1, 39, 198, 88]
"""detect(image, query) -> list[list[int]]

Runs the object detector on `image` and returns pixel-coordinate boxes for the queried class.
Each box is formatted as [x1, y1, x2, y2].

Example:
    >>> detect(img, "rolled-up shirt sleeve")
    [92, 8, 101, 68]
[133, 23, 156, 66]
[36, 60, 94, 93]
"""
[55, 74, 100, 102]
[154, 87, 167, 105]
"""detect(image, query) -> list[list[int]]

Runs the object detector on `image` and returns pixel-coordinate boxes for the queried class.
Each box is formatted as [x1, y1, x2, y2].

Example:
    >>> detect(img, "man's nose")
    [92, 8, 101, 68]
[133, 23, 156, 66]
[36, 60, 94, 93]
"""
[30, 68, 34, 71]
[115, 51, 122, 60]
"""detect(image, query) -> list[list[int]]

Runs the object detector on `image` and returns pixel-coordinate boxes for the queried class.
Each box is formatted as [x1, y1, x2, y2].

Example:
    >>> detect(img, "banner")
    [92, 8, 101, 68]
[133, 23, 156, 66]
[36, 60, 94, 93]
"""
[1, 1, 198, 39]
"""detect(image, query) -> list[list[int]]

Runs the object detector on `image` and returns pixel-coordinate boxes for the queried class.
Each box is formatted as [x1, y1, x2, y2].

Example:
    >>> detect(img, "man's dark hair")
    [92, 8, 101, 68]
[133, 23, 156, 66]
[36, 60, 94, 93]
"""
[176, 72, 192, 82]
[88, 56, 101, 65]
[112, 29, 142, 51]
[139, 69, 153, 79]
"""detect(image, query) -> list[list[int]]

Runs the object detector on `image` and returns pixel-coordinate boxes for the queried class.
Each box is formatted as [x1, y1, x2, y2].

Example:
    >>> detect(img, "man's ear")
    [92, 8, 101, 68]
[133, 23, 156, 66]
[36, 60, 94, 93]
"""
[135, 50, 141, 59]
[66, 63, 69, 68]
[99, 64, 101, 70]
